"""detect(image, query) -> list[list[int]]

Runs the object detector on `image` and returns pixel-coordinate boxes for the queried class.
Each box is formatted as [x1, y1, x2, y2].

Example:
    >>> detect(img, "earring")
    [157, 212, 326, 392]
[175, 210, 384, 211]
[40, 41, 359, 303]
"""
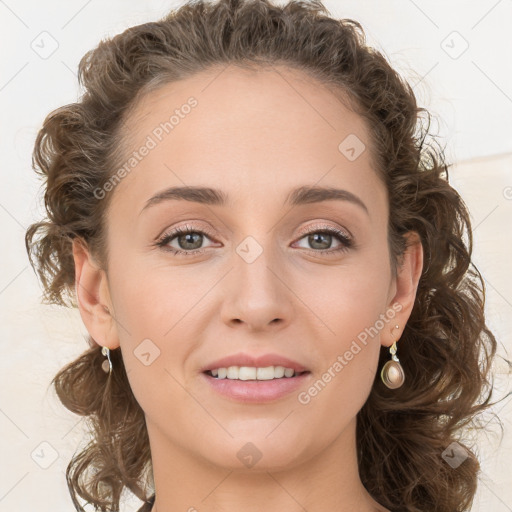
[380, 325, 405, 389]
[101, 346, 112, 374]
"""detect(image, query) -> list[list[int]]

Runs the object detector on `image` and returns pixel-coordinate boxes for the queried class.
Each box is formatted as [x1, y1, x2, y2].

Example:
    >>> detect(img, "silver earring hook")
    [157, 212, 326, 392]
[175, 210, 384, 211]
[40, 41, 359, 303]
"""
[101, 346, 112, 374]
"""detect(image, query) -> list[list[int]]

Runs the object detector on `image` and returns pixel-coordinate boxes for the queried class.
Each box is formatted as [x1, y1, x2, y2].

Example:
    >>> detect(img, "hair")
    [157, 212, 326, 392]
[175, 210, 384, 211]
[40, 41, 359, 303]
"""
[25, 0, 503, 511]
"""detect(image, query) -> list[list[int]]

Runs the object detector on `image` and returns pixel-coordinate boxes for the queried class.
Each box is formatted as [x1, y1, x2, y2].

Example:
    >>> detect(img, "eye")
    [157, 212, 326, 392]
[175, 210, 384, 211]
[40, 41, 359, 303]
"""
[293, 225, 353, 255]
[155, 224, 216, 256]
[155, 223, 354, 257]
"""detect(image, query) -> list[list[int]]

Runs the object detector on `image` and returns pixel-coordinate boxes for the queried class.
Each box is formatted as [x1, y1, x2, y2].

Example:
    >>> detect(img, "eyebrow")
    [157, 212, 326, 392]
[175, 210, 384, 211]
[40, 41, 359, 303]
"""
[140, 185, 369, 215]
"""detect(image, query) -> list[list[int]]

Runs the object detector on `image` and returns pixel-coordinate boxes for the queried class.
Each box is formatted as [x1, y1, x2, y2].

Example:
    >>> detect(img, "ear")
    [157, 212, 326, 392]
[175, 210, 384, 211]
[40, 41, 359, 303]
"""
[72, 237, 120, 350]
[382, 231, 423, 347]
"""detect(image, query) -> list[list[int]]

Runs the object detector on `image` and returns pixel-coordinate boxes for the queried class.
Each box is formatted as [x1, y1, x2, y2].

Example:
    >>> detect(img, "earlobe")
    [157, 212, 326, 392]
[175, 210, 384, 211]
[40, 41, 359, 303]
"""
[383, 231, 423, 347]
[72, 238, 119, 350]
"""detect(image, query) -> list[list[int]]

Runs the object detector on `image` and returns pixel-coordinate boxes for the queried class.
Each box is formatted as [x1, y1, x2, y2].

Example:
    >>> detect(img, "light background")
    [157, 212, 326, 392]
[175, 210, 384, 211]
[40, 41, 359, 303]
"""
[0, 0, 511, 511]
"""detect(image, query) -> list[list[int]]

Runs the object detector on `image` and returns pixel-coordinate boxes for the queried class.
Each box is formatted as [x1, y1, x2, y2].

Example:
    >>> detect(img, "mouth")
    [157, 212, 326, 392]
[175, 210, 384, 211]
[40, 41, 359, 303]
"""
[204, 368, 311, 380]
[201, 367, 312, 403]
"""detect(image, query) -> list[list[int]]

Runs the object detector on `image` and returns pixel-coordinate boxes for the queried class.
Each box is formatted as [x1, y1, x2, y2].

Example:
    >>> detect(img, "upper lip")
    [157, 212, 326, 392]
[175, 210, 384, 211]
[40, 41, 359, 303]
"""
[201, 352, 309, 373]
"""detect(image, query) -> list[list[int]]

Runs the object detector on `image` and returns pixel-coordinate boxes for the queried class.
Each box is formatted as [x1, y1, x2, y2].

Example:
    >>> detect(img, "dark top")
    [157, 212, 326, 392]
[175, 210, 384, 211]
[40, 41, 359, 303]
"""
[136, 494, 155, 512]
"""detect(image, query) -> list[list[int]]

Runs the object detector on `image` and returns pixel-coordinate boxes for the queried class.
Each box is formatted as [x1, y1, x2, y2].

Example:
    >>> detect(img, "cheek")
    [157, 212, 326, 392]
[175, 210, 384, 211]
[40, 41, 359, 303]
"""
[295, 261, 390, 408]
[302, 256, 391, 336]
[299, 303, 383, 437]
[107, 245, 190, 334]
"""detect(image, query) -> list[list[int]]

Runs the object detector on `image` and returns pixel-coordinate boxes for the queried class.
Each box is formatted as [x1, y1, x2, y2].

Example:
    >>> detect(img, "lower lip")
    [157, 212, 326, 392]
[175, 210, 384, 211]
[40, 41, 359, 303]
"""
[201, 371, 311, 403]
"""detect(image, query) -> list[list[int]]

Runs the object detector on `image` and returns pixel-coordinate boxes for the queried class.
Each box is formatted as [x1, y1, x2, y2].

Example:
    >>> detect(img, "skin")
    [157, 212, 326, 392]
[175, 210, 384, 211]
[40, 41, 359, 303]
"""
[73, 64, 423, 512]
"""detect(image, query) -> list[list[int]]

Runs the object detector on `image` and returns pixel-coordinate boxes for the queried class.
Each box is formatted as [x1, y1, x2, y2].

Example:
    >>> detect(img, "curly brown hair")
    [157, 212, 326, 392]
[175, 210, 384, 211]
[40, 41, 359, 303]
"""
[25, 1, 501, 511]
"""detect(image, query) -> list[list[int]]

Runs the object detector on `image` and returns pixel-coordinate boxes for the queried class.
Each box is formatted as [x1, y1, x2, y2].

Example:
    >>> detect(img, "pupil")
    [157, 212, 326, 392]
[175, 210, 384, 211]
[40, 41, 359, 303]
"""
[309, 233, 330, 249]
[180, 232, 202, 249]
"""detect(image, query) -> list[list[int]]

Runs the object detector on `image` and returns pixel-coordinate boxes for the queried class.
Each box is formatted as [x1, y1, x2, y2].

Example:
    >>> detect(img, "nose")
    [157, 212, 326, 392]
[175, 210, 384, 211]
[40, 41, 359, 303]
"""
[220, 242, 295, 333]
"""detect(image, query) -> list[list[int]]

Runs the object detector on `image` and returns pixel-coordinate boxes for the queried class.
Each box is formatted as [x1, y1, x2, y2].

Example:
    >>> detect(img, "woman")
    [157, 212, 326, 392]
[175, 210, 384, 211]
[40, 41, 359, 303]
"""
[25, 0, 499, 511]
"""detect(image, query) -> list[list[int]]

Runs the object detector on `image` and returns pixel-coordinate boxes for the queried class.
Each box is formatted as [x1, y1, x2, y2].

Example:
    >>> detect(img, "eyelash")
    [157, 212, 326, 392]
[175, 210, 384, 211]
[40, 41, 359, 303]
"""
[155, 223, 353, 257]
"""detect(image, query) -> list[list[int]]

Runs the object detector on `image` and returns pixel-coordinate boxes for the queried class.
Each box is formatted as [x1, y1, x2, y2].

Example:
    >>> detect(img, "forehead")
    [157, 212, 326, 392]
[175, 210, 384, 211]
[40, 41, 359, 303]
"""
[126, 64, 369, 146]
[109, 64, 385, 219]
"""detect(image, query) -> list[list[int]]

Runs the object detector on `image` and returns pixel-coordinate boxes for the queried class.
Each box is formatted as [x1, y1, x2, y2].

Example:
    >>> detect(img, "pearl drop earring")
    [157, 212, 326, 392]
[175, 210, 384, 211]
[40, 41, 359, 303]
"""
[380, 324, 405, 389]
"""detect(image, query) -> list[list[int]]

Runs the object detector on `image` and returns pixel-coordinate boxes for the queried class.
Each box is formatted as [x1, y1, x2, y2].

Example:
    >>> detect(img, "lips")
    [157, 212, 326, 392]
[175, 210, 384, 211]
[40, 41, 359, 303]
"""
[202, 370, 311, 402]
[200, 352, 309, 373]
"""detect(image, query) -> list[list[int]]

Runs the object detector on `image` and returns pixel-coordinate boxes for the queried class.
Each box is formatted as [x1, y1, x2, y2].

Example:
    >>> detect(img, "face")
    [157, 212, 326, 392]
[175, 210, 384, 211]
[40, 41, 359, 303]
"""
[84, 65, 416, 473]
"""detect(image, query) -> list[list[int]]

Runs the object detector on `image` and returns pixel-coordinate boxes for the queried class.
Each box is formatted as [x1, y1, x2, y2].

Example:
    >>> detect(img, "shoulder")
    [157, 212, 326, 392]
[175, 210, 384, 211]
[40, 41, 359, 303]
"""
[136, 494, 155, 512]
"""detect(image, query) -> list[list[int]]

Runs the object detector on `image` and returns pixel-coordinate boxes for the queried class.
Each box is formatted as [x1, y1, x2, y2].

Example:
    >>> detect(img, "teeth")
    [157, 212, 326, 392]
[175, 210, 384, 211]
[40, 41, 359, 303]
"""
[209, 366, 300, 380]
